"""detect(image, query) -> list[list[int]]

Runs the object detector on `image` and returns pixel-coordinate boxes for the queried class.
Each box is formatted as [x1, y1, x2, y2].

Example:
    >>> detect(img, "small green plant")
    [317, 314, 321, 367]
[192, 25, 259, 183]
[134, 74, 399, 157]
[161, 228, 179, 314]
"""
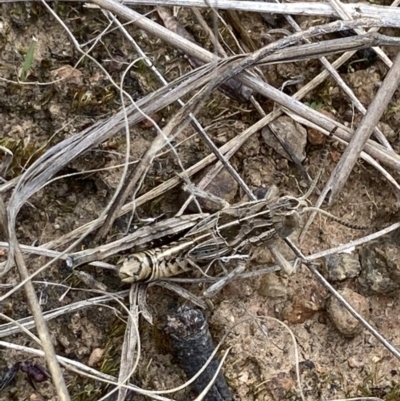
[304, 101, 323, 110]
[386, 383, 400, 401]
[0, 138, 45, 178]
[19, 37, 37, 81]
[385, 105, 400, 116]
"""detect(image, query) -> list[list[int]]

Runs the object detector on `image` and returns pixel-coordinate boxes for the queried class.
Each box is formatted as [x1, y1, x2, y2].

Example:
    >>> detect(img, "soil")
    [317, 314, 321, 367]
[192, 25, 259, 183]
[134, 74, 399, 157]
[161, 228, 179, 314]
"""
[1, 2, 400, 401]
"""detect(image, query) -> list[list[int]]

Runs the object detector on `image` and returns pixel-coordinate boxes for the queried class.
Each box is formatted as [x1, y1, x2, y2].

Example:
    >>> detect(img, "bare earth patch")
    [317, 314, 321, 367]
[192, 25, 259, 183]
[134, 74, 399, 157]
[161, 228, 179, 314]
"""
[1, 2, 400, 401]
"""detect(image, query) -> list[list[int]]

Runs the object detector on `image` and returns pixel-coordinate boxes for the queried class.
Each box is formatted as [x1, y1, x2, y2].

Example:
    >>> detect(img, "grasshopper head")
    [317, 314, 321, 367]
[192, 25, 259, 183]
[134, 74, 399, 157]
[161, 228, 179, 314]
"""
[272, 209, 301, 238]
[118, 253, 152, 283]
[270, 196, 306, 238]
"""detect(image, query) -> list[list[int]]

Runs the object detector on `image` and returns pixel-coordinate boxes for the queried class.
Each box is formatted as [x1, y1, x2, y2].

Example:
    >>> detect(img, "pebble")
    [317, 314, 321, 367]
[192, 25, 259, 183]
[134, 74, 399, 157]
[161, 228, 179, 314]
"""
[262, 116, 307, 162]
[282, 298, 317, 323]
[88, 348, 105, 367]
[184, 168, 238, 213]
[347, 356, 364, 368]
[321, 253, 361, 282]
[358, 241, 400, 295]
[307, 110, 335, 145]
[266, 372, 295, 401]
[327, 288, 369, 338]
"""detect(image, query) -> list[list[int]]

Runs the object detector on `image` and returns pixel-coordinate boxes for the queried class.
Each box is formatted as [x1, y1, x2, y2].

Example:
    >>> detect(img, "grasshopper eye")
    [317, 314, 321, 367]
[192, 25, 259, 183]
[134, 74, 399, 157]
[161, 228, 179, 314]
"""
[272, 210, 300, 238]
[254, 185, 279, 201]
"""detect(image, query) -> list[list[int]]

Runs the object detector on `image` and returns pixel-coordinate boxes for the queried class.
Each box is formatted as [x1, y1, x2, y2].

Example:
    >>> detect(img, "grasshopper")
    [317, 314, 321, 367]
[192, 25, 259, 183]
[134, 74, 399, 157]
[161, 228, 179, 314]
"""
[119, 182, 366, 284]
[119, 177, 367, 283]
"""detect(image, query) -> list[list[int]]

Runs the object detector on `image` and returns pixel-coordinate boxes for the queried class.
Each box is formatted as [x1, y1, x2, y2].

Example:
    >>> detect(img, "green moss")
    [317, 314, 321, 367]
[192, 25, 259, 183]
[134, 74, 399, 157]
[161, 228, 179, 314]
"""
[0, 138, 46, 178]
[386, 383, 400, 401]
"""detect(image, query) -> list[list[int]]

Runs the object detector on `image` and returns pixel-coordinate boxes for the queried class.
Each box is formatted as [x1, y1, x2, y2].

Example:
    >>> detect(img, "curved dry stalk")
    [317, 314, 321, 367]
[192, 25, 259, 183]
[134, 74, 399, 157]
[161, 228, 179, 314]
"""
[0, 290, 129, 338]
[250, 314, 305, 401]
[302, 207, 370, 230]
[306, 222, 400, 261]
[115, 285, 140, 401]
[4, 150, 70, 401]
[193, 348, 231, 401]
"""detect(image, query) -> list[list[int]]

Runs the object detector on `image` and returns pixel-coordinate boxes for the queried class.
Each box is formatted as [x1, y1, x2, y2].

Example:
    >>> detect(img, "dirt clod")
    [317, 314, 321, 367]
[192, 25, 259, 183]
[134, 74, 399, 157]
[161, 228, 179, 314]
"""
[358, 241, 400, 295]
[88, 348, 105, 367]
[307, 109, 335, 145]
[262, 116, 307, 162]
[327, 288, 369, 338]
[321, 253, 361, 282]
[257, 272, 287, 299]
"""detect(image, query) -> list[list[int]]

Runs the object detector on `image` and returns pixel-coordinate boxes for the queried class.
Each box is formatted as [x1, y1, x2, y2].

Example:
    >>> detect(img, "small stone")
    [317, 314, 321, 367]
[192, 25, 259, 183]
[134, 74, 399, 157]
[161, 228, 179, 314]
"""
[327, 288, 369, 337]
[307, 127, 326, 145]
[348, 356, 364, 368]
[282, 296, 320, 324]
[258, 273, 287, 298]
[321, 253, 361, 282]
[50, 65, 83, 87]
[184, 168, 238, 213]
[266, 372, 295, 401]
[88, 348, 105, 367]
[377, 243, 400, 284]
[238, 371, 249, 383]
[282, 285, 325, 324]
[371, 355, 381, 363]
[262, 116, 307, 162]
[357, 241, 400, 295]
[30, 395, 44, 401]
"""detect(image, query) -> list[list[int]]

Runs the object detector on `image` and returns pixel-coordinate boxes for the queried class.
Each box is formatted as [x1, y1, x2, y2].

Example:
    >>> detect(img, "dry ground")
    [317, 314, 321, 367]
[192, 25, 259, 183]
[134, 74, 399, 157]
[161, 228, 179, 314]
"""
[1, 1, 400, 401]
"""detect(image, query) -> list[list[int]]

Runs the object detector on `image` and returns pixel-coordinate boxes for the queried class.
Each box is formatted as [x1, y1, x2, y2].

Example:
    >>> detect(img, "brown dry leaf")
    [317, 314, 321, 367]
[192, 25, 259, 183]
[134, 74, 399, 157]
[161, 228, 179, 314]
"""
[50, 65, 83, 86]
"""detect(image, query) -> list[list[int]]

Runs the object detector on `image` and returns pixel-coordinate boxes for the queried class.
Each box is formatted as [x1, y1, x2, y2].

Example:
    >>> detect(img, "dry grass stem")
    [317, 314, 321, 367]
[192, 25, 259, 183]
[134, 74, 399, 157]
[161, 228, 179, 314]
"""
[0, 291, 129, 338]
[2, 0, 400, 399]
[327, 51, 400, 202]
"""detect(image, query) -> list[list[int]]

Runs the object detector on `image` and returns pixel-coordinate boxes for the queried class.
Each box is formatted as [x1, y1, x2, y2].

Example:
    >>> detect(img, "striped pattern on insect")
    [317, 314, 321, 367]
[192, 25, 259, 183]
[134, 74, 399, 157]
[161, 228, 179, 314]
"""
[118, 185, 368, 283]
[120, 187, 306, 283]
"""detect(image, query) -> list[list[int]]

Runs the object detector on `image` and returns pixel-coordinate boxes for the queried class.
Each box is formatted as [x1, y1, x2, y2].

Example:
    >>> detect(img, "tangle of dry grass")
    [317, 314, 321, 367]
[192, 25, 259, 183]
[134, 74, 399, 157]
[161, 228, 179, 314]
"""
[1, 0, 400, 400]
